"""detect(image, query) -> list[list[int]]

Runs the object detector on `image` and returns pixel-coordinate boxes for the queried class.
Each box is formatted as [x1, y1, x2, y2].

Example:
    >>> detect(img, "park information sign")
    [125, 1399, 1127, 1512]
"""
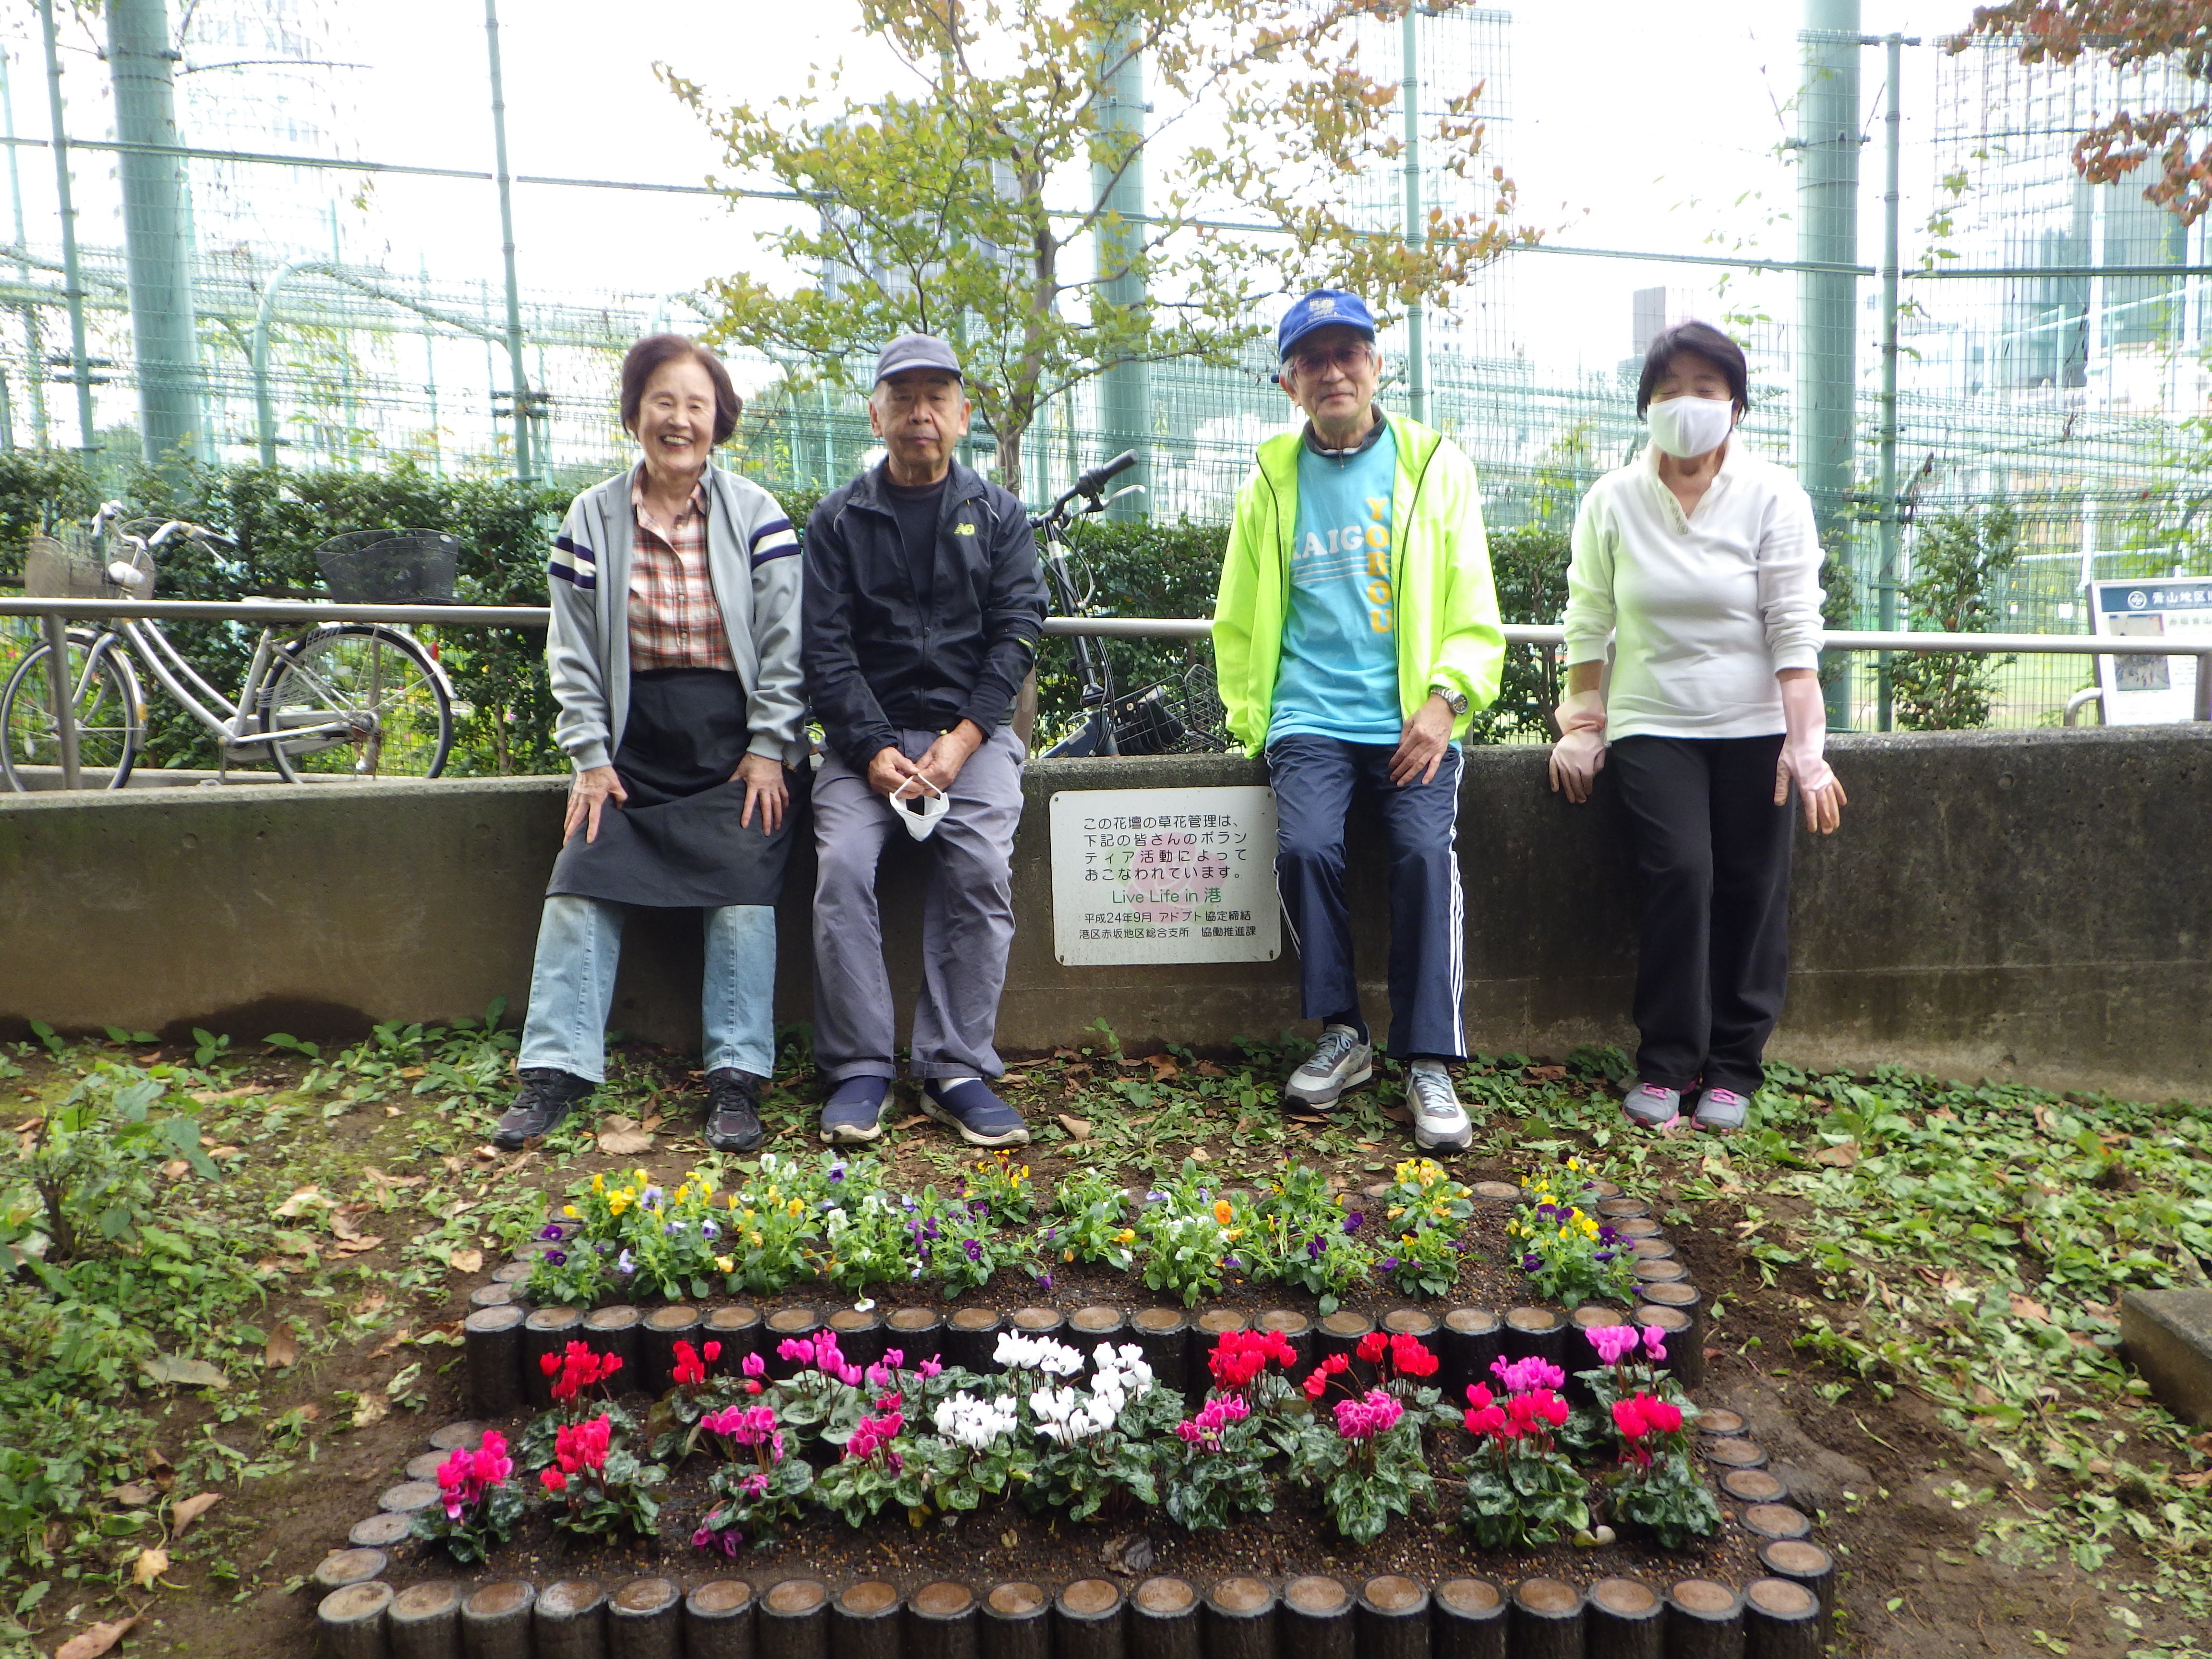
[2092, 577, 2212, 724]
[1049, 786, 1281, 967]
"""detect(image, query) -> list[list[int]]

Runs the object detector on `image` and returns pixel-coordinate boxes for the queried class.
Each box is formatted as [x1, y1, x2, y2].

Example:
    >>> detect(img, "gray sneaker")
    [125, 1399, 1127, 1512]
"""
[1407, 1062, 1473, 1152]
[1285, 1024, 1373, 1112]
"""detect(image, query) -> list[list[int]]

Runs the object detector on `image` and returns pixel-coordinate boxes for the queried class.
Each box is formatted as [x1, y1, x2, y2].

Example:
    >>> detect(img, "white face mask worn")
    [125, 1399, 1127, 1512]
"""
[1646, 395, 1734, 460]
[894, 774, 950, 841]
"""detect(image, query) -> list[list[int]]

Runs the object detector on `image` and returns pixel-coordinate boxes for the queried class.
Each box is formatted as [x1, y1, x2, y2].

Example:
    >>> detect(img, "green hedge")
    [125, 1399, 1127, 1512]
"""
[2, 459, 1573, 772]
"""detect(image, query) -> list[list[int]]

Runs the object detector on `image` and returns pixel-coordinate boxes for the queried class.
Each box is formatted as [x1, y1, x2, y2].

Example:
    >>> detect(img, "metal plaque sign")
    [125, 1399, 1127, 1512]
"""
[1048, 786, 1281, 967]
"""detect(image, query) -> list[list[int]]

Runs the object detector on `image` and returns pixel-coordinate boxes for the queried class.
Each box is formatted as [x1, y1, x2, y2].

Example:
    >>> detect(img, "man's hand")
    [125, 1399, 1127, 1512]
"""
[564, 764, 628, 844]
[1388, 694, 1457, 787]
[866, 745, 924, 799]
[733, 751, 789, 833]
[914, 720, 986, 795]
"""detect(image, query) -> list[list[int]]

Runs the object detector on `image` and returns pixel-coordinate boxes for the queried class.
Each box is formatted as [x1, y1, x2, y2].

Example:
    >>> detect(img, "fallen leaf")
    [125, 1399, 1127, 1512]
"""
[209, 1144, 243, 1160]
[450, 1248, 483, 1274]
[361, 1166, 421, 1189]
[140, 1354, 228, 1390]
[1378, 1102, 1413, 1125]
[2176, 1470, 2212, 1490]
[350, 1293, 388, 1319]
[1812, 1142, 1858, 1168]
[598, 1129, 654, 1155]
[1056, 1114, 1093, 1141]
[641, 1113, 665, 1132]
[1187, 1146, 1211, 1162]
[294, 1404, 321, 1423]
[329, 1207, 367, 1241]
[171, 1492, 220, 1535]
[892, 1115, 928, 1131]
[418, 1321, 465, 1346]
[369, 1328, 413, 1360]
[130, 1544, 169, 1587]
[399, 1066, 426, 1080]
[2008, 1293, 2051, 1323]
[56, 1616, 141, 1659]
[273, 1184, 326, 1219]
[472, 1145, 498, 1161]
[159, 1159, 190, 1179]
[1145, 1054, 1180, 1081]
[1195, 1061, 1225, 1078]
[335, 1235, 385, 1255]
[351, 1392, 389, 1430]
[107, 1480, 158, 1507]
[263, 1330, 298, 1370]
[1063, 1064, 1094, 1086]
[1525, 1064, 1567, 1082]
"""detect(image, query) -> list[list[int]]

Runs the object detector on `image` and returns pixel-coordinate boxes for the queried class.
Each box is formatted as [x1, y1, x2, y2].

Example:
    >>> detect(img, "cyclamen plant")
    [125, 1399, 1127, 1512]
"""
[1458, 1354, 1591, 1548]
[519, 1340, 634, 1469]
[409, 1429, 524, 1564]
[1286, 1332, 1440, 1545]
[693, 1400, 813, 1555]
[538, 1414, 667, 1542]
[1607, 1390, 1722, 1547]
[810, 1387, 926, 1526]
[1024, 1342, 1174, 1521]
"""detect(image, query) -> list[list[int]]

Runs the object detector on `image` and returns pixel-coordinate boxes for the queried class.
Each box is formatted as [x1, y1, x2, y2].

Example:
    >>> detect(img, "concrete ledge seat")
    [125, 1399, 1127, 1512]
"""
[2121, 1290, 2212, 1427]
[2, 726, 2208, 1102]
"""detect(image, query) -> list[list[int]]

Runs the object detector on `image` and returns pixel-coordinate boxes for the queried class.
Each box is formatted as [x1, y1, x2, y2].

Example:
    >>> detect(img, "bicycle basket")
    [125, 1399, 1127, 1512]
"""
[1107, 681, 1188, 757]
[315, 530, 459, 603]
[22, 529, 156, 600]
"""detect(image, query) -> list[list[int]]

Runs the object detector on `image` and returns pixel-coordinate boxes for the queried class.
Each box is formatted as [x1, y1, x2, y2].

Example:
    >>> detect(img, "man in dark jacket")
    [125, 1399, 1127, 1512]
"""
[802, 333, 1047, 1147]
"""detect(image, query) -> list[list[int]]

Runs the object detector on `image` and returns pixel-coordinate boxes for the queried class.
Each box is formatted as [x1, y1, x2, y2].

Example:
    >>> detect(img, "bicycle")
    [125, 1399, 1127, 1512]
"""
[1030, 450, 1234, 758]
[0, 505, 457, 789]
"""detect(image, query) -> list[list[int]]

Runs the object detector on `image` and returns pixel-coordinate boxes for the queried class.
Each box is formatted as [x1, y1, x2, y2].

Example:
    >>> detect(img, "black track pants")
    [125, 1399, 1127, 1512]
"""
[1607, 733, 1793, 1095]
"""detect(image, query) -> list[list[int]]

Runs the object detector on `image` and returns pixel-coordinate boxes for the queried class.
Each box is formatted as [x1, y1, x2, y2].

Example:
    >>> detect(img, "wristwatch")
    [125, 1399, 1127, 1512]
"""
[1429, 683, 1469, 717]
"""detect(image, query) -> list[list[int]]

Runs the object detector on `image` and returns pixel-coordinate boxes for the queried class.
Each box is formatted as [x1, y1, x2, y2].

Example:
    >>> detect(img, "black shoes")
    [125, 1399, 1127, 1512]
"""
[704, 1068, 766, 1153]
[492, 1068, 596, 1150]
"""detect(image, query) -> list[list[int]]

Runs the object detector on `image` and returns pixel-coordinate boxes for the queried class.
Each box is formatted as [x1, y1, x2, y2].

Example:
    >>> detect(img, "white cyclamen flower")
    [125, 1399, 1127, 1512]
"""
[934, 1392, 1017, 1451]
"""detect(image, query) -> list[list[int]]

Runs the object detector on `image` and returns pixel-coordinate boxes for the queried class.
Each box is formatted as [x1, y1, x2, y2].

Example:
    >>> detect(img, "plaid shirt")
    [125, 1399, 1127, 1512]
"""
[627, 469, 736, 672]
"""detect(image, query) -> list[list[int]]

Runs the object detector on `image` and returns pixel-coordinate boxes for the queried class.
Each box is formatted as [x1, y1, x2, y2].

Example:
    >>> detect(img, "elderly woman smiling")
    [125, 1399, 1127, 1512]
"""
[1549, 320, 1845, 1138]
[491, 334, 805, 1155]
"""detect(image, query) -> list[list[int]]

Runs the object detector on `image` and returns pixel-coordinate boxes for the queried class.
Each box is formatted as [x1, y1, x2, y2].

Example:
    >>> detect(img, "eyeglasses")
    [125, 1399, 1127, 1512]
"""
[1286, 340, 1373, 377]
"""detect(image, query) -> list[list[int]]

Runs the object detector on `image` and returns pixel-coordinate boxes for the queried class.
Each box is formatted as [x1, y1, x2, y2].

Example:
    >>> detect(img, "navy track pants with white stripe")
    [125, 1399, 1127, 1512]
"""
[1265, 733, 1467, 1060]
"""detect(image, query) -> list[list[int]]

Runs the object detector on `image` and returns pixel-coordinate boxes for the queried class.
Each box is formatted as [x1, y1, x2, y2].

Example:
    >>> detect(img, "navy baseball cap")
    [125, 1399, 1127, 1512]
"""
[873, 332, 963, 384]
[1276, 289, 1377, 360]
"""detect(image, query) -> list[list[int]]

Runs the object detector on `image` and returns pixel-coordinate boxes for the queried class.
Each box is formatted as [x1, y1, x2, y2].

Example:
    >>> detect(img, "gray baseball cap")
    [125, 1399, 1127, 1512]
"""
[873, 332, 963, 385]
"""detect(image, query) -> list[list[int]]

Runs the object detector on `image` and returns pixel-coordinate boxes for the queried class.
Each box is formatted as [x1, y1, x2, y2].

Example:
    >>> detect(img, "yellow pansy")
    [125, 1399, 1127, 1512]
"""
[562, 1204, 578, 1219]
[714, 1254, 734, 1273]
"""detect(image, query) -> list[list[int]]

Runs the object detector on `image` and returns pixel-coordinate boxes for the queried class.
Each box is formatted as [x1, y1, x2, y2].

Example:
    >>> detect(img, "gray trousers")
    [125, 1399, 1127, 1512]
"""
[810, 725, 1025, 1081]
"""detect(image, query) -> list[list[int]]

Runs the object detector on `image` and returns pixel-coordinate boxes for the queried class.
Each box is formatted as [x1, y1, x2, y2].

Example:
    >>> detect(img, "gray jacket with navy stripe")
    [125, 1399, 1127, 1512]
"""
[545, 463, 805, 774]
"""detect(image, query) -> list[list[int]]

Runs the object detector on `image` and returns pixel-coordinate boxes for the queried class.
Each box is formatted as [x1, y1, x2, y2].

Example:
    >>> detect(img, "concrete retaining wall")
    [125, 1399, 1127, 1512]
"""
[4, 727, 2207, 1101]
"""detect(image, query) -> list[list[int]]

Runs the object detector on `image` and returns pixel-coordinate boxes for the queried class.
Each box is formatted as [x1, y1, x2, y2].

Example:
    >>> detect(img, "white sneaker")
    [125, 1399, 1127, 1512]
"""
[1408, 1061, 1472, 1152]
[1285, 1023, 1373, 1111]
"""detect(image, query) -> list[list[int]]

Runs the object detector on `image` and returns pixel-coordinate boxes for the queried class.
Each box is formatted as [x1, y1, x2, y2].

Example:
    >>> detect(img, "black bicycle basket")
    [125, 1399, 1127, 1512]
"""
[315, 530, 459, 603]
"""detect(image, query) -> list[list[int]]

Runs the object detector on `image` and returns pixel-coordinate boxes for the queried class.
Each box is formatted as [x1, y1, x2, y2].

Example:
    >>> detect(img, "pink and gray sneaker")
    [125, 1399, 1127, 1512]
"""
[1622, 1082, 1682, 1131]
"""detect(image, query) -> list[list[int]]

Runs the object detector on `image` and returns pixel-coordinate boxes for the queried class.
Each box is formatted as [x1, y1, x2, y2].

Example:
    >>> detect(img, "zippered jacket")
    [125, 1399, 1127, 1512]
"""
[1212, 409, 1505, 756]
[802, 460, 1046, 769]
[545, 463, 805, 773]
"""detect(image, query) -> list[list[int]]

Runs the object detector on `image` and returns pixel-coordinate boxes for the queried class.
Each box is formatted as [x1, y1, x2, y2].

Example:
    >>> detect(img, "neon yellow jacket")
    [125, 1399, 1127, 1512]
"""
[1212, 410, 1505, 757]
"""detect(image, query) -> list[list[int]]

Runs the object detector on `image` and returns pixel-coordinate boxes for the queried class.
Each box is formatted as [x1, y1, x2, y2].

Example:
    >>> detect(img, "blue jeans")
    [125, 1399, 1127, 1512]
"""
[517, 894, 777, 1082]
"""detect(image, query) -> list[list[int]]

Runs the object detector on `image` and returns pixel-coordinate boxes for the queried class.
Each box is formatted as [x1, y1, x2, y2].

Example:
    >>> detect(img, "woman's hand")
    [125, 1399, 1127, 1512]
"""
[1775, 669, 1845, 834]
[564, 765, 627, 844]
[1548, 687, 1608, 804]
[734, 751, 789, 834]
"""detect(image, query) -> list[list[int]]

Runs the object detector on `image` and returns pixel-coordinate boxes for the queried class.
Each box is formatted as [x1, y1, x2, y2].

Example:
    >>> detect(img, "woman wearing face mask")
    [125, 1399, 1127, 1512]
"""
[1549, 320, 1844, 1135]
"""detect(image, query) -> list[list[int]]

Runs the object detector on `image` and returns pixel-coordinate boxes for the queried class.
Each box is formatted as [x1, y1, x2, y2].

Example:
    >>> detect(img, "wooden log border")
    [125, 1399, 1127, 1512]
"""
[320, 1192, 1852, 1654]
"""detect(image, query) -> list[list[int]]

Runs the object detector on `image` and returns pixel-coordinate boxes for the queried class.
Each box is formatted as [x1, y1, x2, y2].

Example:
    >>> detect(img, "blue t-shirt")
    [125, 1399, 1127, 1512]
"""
[1267, 425, 1402, 745]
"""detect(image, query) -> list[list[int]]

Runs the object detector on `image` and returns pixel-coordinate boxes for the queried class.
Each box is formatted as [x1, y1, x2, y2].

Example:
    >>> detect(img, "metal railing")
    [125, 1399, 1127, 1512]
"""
[3, 598, 2206, 791]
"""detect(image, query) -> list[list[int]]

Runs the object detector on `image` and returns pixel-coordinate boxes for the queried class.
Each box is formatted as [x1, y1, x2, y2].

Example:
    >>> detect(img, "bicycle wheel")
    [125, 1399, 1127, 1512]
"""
[0, 629, 143, 791]
[261, 624, 453, 781]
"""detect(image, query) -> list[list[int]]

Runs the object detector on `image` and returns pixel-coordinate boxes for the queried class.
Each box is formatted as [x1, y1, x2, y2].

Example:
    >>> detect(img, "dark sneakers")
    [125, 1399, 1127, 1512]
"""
[704, 1069, 767, 1153]
[491, 1068, 595, 1150]
[920, 1078, 1030, 1147]
[820, 1076, 891, 1145]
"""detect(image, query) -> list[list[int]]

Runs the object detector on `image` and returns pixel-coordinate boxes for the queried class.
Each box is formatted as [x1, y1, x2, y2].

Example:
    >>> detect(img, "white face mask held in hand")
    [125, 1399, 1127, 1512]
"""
[894, 774, 950, 841]
[1646, 394, 1734, 459]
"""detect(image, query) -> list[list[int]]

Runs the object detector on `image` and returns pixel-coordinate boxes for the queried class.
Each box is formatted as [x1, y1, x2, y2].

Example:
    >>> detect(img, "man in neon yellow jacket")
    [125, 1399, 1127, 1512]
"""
[1213, 288, 1505, 1152]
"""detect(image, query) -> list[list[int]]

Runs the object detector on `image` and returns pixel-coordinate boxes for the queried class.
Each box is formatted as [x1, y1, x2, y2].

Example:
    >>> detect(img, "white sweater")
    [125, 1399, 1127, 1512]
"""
[1562, 440, 1825, 740]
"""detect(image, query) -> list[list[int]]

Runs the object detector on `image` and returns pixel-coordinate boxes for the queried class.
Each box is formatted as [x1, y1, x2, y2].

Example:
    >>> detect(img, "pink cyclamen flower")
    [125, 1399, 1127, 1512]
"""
[1586, 1324, 1641, 1367]
[1491, 1355, 1567, 1395]
[917, 1357, 943, 1379]
[1333, 1388, 1404, 1441]
[741, 1351, 766, 1379]
[1641, 1324, 1668, 1362]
